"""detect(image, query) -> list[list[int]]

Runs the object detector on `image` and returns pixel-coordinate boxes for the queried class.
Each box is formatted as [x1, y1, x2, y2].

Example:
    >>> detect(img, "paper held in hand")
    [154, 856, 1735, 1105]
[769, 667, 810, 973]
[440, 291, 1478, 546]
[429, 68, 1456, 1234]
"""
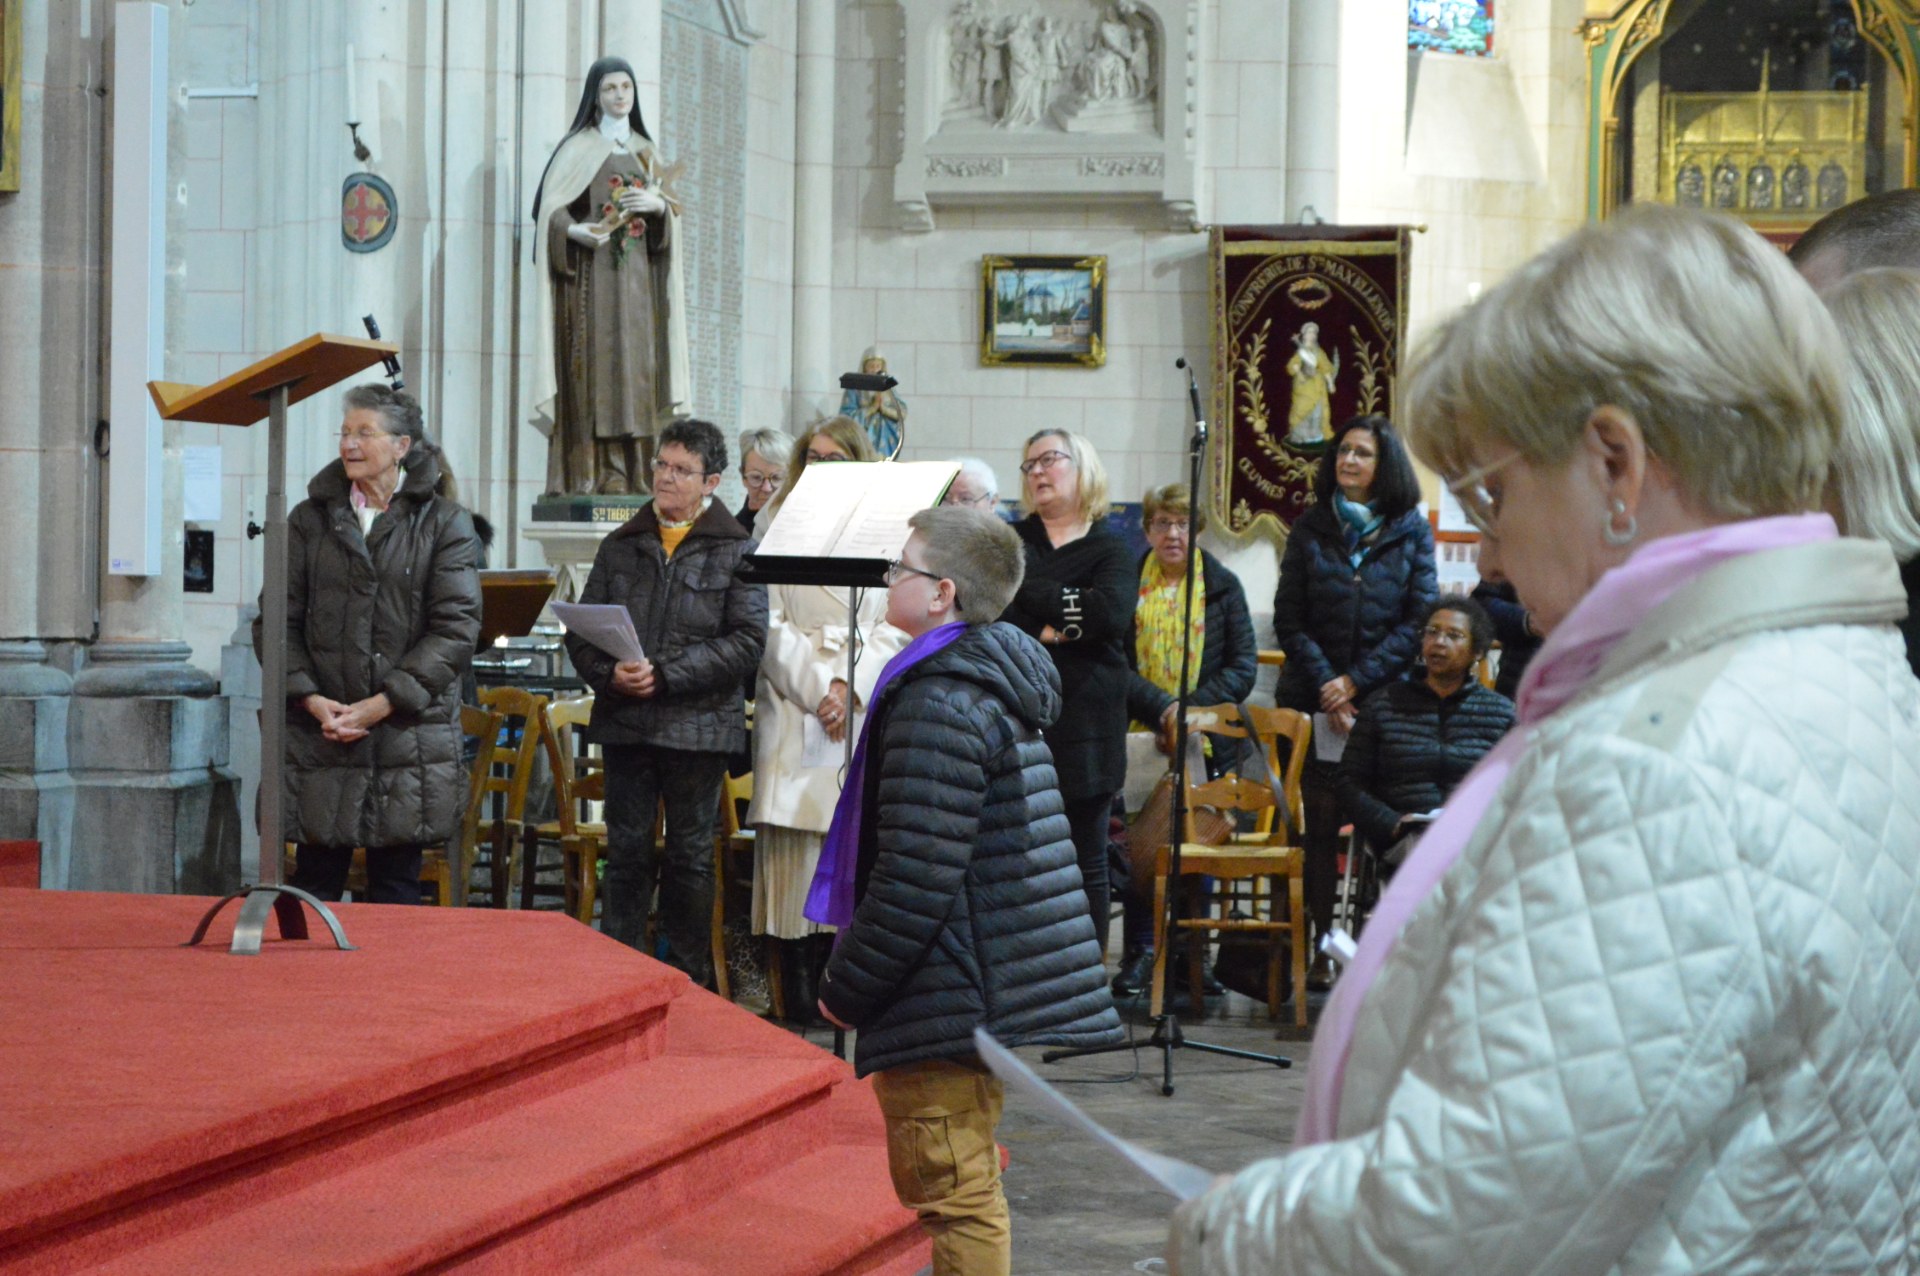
[972, 1028, 1214, 1203]
[754, 460, 961, 560]
[551, 602, 645, 665]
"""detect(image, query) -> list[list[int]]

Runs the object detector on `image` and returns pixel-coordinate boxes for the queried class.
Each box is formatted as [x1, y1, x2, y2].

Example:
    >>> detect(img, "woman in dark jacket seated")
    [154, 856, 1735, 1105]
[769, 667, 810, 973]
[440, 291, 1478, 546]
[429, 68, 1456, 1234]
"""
[1273, 414, 1436, 982]
[1112, 483, 1258, 997]
[1336, 594, 1513, 884]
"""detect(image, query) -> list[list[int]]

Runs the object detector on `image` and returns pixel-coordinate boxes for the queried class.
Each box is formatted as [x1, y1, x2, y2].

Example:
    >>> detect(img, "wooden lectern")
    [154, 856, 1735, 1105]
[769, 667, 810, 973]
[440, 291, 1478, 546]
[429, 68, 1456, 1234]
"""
[150, 334, 397, 956]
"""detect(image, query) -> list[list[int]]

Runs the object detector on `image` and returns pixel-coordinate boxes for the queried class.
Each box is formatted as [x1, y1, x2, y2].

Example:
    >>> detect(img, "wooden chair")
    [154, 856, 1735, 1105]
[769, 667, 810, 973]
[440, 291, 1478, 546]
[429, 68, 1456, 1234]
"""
[709, 770, 757, 1001]
[437, 702, 505, 907]
[531, 695, 606, 925]
[471, 686, 549, 907]
[1149, 703, 1312, 1027]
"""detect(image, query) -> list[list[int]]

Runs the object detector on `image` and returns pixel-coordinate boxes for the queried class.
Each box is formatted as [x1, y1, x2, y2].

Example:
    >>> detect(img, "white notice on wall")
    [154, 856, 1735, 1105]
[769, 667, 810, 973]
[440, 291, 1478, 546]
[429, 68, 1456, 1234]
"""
[183, 446, 222, 523]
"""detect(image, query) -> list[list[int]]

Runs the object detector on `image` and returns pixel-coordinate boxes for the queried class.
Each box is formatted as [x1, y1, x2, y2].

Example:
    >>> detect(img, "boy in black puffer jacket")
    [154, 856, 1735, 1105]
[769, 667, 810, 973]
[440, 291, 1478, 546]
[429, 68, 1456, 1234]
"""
[815, 506, 1122, 1276]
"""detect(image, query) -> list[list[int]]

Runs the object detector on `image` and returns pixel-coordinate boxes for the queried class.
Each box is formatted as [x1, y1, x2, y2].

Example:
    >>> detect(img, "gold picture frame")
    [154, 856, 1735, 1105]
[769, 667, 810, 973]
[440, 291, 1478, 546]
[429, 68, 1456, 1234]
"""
[980, 254, 1106, 367]
[0, 0, 21, 192]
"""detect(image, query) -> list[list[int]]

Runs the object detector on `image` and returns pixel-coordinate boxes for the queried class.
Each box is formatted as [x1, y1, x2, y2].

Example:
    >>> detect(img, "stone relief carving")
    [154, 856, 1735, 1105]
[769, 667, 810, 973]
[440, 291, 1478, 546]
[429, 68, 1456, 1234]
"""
[1080, 154, 1161, 176]
[942, 0, 1157, 134]
[927, 155, 1009, 176]
[894, 0, 1199, 232]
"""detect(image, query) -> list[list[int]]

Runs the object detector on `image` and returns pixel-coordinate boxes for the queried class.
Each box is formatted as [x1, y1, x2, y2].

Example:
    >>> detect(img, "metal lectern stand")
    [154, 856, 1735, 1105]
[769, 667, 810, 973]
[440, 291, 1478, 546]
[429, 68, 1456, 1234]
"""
[148, 334, 399, 955]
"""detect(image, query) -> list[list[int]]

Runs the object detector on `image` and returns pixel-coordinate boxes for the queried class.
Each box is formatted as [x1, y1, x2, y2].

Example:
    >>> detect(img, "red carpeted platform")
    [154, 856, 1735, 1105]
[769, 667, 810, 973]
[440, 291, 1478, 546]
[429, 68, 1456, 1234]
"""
[0, 890, 926, 1274]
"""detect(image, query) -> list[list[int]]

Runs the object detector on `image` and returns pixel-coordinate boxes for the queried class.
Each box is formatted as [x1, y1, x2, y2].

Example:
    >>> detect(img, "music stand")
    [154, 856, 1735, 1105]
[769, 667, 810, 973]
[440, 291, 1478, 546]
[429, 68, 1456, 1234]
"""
[736, 552, 886, 1057]
[1042, 362, 1291, 1093]
[150, 333, 398, 955]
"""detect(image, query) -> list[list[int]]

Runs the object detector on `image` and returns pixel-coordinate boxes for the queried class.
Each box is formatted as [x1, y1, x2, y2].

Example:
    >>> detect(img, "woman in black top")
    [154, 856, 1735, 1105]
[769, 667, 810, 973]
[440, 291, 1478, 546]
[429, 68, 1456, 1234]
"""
[1272, 415, 1436, 980]
[1001, 429, 1136, 950]
[1336, 594, 1514, 874]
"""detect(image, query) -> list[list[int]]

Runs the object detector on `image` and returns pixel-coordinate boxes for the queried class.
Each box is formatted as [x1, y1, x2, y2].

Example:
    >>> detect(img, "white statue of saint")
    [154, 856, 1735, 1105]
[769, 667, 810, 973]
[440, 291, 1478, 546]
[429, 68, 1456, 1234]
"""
[529, 57, 693, 496]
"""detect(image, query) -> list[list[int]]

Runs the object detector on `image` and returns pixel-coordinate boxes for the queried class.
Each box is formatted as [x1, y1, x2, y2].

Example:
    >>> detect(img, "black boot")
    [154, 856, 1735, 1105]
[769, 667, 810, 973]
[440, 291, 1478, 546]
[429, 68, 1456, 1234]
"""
[1111, 947, 1156, 998]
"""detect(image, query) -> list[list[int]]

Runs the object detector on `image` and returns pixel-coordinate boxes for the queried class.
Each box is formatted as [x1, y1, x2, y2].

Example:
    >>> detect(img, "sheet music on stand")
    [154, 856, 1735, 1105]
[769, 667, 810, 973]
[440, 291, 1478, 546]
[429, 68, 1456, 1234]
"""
[754, 459, 961, 561]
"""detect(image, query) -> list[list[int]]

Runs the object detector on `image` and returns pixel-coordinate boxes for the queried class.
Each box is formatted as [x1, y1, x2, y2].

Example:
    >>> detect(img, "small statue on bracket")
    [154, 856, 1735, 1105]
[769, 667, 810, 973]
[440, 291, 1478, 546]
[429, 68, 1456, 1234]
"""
[840, 346, 909, 459]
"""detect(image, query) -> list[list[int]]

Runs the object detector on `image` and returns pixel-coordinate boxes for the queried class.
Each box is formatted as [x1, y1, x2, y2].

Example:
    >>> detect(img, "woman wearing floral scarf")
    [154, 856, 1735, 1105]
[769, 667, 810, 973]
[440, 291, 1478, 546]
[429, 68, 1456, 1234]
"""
[1111, 484, 1258, 998]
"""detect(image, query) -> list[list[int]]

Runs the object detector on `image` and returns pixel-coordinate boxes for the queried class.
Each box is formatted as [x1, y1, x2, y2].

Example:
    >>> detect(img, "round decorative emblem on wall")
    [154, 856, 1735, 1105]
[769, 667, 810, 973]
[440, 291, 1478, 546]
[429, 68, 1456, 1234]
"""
[341, 173, 397, 253]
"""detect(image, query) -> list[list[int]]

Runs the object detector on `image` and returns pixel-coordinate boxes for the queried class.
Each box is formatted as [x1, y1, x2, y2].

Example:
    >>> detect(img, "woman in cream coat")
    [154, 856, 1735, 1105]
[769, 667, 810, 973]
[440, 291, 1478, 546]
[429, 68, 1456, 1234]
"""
[1169, 207, 1920, 1274]
[747, 417, 906, 1017]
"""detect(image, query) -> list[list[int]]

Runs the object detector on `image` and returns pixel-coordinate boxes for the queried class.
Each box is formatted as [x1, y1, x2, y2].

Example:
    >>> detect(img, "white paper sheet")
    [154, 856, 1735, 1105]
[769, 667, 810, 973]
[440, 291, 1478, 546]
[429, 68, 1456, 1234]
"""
[972, 1028, 1215, 1203]
[1312, 711, 1349, 763]
[755, 460, 960, 559]
[183, 445, 222, 522]
[800, 711, 861, 769]
[828, 462, 962, 559]
[753, 463, 875, 556]
[551, 601, 645, 664]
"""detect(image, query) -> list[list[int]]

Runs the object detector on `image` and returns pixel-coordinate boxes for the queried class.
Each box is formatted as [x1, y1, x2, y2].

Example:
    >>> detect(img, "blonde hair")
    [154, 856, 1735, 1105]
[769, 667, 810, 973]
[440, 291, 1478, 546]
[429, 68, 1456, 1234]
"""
[1823, 267, 1920, 561]
[760, 415, 877, 527]
[1140, 482, 1205, 535]
[1019, 428, 1111, 522]
[908, 506, 1026, 621]
[1404, 205, 1844, 519]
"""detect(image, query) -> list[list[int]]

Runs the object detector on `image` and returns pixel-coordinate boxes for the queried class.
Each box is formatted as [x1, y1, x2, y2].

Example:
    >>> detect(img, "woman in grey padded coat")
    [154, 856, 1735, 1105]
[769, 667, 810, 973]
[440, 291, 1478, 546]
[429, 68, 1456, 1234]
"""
[258, 384, 481, 904]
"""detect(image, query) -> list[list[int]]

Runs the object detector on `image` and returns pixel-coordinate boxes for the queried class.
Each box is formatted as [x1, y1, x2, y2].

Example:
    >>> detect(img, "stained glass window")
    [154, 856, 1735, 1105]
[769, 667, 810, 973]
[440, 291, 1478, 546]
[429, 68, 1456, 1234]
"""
[1408, 0, 1494, 58]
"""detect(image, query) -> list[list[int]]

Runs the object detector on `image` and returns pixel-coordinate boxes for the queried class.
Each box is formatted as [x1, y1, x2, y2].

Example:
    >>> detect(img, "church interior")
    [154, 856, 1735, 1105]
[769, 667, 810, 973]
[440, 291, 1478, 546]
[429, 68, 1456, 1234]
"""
[6, 1, 1920, 1272]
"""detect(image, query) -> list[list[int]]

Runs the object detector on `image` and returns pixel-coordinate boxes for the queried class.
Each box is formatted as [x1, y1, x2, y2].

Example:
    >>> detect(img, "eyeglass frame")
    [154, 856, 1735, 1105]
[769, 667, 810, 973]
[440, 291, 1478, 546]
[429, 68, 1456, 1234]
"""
[337, 427, 395, 445]
[1018, 449, 1072, 476]
[805, 450, 854, 465]
[740, 468, 784, 490]
[885, 557, 962, 611]
[1444, 451, 1522, 538]
[650, 457, 709, 483]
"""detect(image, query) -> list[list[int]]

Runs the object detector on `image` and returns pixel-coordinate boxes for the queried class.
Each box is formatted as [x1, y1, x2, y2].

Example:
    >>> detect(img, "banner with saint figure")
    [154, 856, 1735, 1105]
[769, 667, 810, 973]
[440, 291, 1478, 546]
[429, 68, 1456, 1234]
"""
[1209, 225, 1412, 537]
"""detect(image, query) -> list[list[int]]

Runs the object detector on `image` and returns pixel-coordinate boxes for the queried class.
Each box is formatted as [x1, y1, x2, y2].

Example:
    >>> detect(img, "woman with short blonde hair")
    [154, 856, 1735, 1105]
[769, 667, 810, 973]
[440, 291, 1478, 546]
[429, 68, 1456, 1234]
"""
[1821, 265, 1920, 675]
[1170, 205, 1920, 1274]
[1001, 428, 1135, 949]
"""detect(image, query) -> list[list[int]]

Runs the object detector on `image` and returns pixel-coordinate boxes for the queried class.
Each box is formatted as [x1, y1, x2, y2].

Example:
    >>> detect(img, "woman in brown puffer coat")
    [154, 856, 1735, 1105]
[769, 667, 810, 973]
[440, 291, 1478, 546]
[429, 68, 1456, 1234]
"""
[257, 384, 481, 903]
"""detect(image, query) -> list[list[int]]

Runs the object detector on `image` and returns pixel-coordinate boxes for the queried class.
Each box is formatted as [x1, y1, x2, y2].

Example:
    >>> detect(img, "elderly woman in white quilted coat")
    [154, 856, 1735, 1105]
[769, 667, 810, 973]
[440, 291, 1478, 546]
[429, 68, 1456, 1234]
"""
[1170, 206, 1920, 1274]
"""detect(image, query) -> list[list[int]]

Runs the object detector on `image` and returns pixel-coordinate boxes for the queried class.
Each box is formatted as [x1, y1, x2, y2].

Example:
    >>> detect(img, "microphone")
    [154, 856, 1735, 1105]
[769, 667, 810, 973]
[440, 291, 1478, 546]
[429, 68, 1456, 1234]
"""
[1175, 356, 1206, 437]
[362, 314, 406, 391]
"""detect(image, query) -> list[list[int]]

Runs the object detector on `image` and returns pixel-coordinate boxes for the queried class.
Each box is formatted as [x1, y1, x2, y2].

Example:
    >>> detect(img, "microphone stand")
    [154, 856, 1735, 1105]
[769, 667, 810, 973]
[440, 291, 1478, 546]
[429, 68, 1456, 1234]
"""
[1042, 359, 1290, 1094]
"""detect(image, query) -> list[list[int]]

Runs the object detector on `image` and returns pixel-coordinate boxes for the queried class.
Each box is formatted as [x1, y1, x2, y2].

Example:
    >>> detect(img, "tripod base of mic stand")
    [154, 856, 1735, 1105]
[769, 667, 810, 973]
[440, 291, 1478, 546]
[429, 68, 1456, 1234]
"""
[1042, 1013, 1289, 1097]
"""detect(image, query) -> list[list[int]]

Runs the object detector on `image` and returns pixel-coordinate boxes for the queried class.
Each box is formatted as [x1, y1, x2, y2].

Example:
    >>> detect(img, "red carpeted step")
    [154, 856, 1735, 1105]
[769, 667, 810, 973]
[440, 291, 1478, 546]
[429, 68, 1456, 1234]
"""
[29, 1051, 846, 1275]
[574, 1143, 928, 1276]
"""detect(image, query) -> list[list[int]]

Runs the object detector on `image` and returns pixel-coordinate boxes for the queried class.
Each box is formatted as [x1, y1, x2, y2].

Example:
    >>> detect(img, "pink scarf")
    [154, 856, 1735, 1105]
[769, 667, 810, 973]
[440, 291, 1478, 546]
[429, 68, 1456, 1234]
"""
[1294, 513, 1837, 1145]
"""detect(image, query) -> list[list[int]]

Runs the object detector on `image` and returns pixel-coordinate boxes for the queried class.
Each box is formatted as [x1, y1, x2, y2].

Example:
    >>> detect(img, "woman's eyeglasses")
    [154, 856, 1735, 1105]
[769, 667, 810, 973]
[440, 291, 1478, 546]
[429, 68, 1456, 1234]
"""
[741, 470, 784, 490]
[651, 458, 707, 483]
[338, 428, 391, 445]
[805, 451, 852, 465]
[1019, 450, 1071, 476]
[1444, 452, 1521, 537]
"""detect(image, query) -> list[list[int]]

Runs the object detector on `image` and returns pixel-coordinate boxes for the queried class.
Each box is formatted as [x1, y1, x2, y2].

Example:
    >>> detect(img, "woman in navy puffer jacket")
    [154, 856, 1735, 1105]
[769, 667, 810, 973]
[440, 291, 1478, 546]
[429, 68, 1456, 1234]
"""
[1272, 415, 1436, 976]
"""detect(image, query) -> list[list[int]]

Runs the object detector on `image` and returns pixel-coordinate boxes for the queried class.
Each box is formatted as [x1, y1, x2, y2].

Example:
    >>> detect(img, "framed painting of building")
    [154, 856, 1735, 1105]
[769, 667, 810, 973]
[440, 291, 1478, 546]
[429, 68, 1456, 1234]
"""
[1, 0, 21, 192]
[980, 255, 1106, 368]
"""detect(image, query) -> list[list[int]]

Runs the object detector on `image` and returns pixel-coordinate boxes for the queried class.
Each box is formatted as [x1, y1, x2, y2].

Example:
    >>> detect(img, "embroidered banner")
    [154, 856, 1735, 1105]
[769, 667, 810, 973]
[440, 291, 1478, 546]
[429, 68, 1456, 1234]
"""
[1209, 225, 1412, 537]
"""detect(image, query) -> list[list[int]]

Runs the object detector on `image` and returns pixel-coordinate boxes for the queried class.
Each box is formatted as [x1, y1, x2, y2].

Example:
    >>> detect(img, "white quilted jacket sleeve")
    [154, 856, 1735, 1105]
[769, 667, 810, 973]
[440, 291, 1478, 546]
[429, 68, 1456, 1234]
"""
[1173, 726, 1774, 1275]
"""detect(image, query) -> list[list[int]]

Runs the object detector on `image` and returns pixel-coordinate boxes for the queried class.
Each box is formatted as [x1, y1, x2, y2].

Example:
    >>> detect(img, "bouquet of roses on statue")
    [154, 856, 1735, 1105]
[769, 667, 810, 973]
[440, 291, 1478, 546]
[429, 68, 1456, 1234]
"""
[591, 175, 654, 268]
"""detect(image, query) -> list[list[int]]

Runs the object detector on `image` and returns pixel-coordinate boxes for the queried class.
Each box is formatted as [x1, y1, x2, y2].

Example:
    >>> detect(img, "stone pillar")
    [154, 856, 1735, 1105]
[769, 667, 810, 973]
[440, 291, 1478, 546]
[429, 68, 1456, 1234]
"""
[1285, 0, 1339, 220]
[67, 0, 240, 895]
[789, 0, 836, 427]
[0, 646, 76, 889]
